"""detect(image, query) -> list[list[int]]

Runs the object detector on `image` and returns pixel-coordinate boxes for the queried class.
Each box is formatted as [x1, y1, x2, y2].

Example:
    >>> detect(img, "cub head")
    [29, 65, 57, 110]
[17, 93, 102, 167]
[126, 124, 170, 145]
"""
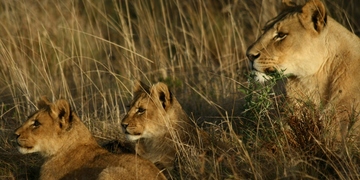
[14, 97, 73, 157]
[121, 81, 174, 141]
[246, 0, 328, 82]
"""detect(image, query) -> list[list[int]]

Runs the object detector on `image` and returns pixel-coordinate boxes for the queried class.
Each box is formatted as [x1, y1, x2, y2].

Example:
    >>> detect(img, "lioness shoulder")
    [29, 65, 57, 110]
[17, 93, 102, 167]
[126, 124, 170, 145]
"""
[15, 97, 166, 180]
[246, 0, 360, 141]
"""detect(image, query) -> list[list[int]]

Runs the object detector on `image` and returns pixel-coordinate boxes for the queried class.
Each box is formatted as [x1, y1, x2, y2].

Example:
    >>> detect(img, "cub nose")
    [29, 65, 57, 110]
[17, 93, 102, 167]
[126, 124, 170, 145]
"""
[14, 129, 20, 138]
[121, 123, 130, 134]
[121, 123, 129, 130]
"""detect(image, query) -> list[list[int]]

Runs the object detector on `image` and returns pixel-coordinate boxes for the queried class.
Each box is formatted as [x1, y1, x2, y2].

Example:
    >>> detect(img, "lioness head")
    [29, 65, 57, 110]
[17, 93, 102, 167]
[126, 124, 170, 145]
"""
[15, 97, 73, 157]
[121, 81, 174, 142]
[246, 0, 328, 82]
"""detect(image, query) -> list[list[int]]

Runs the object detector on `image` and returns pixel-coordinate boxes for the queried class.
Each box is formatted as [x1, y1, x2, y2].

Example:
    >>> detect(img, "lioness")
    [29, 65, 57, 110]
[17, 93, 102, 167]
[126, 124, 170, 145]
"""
[246, 0, 360, 141]
[15, 97, 166, 180]
[121, 81, 212, 173]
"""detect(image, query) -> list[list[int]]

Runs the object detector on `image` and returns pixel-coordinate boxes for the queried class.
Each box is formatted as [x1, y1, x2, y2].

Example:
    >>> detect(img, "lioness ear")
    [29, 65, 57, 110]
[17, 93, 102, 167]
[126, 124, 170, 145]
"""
[50, 99, 72, 129]
[300, 0, 327, 33]
[150, 82, 173, 111]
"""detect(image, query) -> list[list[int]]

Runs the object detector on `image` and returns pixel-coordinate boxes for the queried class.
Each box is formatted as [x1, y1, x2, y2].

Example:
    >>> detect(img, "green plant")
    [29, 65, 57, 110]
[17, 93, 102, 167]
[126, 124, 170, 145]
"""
[239, 70, 287, 143]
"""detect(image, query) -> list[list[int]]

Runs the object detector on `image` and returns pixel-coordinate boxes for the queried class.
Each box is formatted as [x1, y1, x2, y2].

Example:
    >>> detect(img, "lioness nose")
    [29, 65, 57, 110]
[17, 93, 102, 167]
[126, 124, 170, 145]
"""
[246, 51, 260, 62]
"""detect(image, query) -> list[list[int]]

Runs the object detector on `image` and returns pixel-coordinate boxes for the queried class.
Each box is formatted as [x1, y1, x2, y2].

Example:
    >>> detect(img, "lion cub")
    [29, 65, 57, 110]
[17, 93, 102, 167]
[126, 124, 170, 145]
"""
[121, 81, 219, 174]
[15, 97, 166, 180]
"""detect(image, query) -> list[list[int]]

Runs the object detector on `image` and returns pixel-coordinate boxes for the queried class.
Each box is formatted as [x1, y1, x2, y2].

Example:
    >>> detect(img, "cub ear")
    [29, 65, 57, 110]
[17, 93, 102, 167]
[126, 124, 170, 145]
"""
[50, 99, 72, 129]
[133, 80, 150, 97]
[300, 0, 327, 33]
[282, 0, 296, 7]
[37, 96, 52, 110]
[150, 82, 173, 111]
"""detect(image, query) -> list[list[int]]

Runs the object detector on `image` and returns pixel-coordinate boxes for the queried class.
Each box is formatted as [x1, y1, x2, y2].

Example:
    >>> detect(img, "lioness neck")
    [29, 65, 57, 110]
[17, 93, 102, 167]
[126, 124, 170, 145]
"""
[287, 17, 360, 106]
[325, 18, 360, 59]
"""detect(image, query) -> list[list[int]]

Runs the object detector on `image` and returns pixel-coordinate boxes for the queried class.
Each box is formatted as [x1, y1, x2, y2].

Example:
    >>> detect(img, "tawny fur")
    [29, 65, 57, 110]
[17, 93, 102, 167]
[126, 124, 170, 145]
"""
[246, 0, 360, 142]
[15, 97, 166, 180]
[121, 81, 211, 172]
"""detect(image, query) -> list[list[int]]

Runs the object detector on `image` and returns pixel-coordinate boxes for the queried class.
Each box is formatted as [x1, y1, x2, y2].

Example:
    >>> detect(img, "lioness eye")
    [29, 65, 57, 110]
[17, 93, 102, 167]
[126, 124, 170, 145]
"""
[274, 32, 287, 40]
[33, 120, 41, 127]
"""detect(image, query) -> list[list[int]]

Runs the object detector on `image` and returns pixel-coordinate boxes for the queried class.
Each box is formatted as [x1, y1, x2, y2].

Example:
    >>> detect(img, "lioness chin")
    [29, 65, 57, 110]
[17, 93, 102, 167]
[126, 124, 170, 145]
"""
[15, 97, 166, 180]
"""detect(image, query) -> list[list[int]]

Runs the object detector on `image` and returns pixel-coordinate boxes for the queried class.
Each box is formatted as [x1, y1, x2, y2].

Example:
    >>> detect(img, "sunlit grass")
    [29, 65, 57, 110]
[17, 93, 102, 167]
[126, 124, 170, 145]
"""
[0, 0, 359, 179]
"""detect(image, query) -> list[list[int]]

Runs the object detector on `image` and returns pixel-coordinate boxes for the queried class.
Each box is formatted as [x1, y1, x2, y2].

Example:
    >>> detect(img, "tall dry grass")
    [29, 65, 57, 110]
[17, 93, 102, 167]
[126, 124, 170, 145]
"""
[0, 0, 359, 179]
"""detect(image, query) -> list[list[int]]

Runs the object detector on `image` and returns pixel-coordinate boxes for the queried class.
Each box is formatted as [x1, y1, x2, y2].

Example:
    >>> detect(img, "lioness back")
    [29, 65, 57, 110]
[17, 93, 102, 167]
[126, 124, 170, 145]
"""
[15, 97, 166, 180]
[246, 0, 360, 142]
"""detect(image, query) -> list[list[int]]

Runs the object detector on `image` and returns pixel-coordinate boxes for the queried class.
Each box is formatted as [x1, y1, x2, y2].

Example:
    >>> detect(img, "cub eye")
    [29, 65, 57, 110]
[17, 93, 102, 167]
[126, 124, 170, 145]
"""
[33, 120, 41, 128]
[274, 32, 287, 41]
[136, 107, 146, 115]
